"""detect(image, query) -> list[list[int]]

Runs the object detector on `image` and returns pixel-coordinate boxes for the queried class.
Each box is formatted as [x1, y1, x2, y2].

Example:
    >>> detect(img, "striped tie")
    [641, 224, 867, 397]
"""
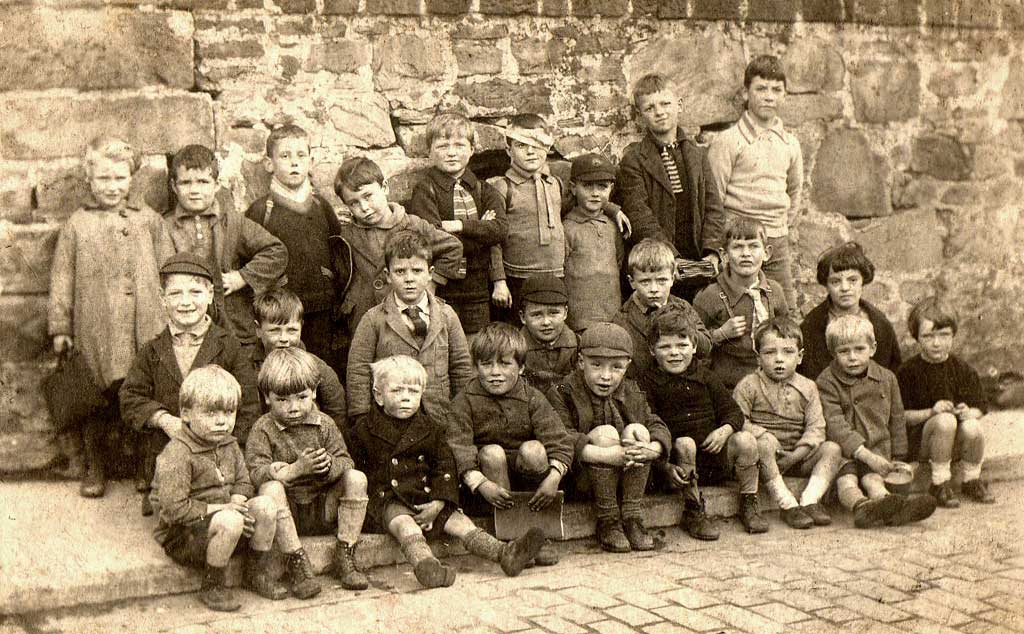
[452, 182, 478, 223]
[659, 144, 684, 194]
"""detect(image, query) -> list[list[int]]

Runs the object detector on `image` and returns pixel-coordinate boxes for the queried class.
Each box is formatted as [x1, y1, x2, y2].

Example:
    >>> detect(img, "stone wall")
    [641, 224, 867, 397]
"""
[2, 0, 1023, 472]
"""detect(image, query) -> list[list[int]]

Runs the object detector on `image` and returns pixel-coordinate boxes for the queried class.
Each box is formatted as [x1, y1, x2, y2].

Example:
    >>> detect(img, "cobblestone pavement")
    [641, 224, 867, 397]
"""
[6, 480, 1024, 634]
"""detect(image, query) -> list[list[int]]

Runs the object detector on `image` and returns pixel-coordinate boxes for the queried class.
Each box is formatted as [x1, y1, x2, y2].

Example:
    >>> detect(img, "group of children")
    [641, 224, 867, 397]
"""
[48, 54, 995, 612]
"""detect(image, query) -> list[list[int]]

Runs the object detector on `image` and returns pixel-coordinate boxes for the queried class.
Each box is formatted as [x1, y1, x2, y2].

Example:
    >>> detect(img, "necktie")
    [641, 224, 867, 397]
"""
[452, 182, 478, 223]
[404, 306, 428, 338]
[746, 285, 769, 332]
[659, 144, 684, 194]
[534, 173, 555, 246]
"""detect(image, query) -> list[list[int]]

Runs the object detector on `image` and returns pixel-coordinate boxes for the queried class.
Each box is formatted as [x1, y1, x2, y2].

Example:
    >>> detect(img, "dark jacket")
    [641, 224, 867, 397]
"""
[252, 343, 348, 434]
[798, 298, 902, 382]
[638, 363, 743, 446]
[614, 129, 726, 257]
[613, 293, 711, 379]
[817, 360, 907, 461]
[521, 325, 578, 396]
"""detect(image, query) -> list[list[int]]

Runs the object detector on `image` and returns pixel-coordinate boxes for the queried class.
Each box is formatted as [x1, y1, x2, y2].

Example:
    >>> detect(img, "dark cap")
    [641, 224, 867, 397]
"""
[570, 153, 617, 183]
[520, 275, 568, 305]
[160, 252, 214, 282]
[579, 322, 633, 359]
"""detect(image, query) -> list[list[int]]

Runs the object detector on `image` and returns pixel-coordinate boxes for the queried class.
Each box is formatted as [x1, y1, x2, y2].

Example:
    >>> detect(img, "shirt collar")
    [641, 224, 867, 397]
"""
[830, 359, 885, 386]
[273, 408, 322, 431]
[521, 324, 576, 351]
[505, 165, 553, 184]
[82, 194, 141, 212]
[565, 207, 609, 224]
[168, 314, 212, 340]
[467, 376, 529, 401]
[716, 269, 771, 306]
[738, 111, 788, 143]
[430, 166, 478, 192]
[756, 368, 816, 400]
[173, 198, 220, 222]
[394, 291, 430, 316]
[178, 425, 234, 453]
[631, 292, 660, 315]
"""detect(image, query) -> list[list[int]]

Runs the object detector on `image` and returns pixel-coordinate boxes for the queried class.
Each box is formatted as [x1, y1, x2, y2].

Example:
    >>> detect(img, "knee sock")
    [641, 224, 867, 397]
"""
[799, 475, 831, 506]
[836, 478, 866, 511]
[734, 459, 759, 496]
[930, 460, 952, 485]
[399, 534, 436, 567]
[620, 464, 651, 520]
[463, 528, 505, 563]
[961, 460, 983, 482]
[764, 475, 799, 510]
[274, 507, 302, 554]
[336, 497, 368, 546]
[682, 479, 701, 506]
[588, 466, 621, 522]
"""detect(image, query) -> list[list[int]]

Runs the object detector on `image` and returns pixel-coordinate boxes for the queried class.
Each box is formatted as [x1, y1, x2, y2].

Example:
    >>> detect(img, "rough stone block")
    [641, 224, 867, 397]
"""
[633, 0, 660, 14]
[1004, 0, 1024, 29]
[924, 0, 958, 25]
[811, 129, 890, 219]
[1000, 56, 1024, 119]
[275, 0, 315, 11]
[853, 209, 945, 276]
[891, 173, 940, 210]
[911, 135, 973, 181]
[427, 0, 470, 13]
[850, 60, 920, 124]
[779, 94, 842, 126]
[801, 0, 844, 22]
[326, 92, 397, 148]
[197, 39, 265, 60]
[1, 94, 214, 161]
[578, 56, 625, 83]
[0, 7, 193, 91]
[0, 223, 60, 295]
[480, 0, 535, 14]
[452, 23, 508, 39]
[927, 66, 978, 99]
[0, 167, 33, 220]
[782, 40, 844, 94]
[0, 431, 58, 473]
[454, 78, 553, 115]
[0, 294, 49, 362]
[657, 0, 689, 18]
[747, 0, 799, 22]
[274, 16, 316, 37]
[541, 0, 569, 16]
[365, 0, 420, 14]
[0, 362, 53, 437]
[513, 36, 566, 75]
[194, 14, 266, 35]
[691, 0, 741, 19]
[305, 40, 371, 74]
[572, 0, 628, 16]
[846, 0, 921, 25]
[454, 40, 502, 76]
[373, 34, 447, 90]
[395, 124, 430, 158]
[323, 0, 359, 14]
[957, 0, 1000, 27]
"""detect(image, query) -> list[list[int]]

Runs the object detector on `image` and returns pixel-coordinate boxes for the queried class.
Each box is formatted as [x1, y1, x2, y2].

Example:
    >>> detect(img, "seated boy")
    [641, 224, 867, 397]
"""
[252, 288, 347, 432]
[518, 275, 578, 395]
[350, 355, 545, 588]
[897, 297, 995, 507]
[817, 315, 937, 528]
[333, 156, 464, 334]
[165, 144, 287, 351]
[121, 253, 261, 516]
[448, 322, 573, 564]
[733, 318, 843, 530]
[548, 322, 670, 553]
[246, 348, 369, 590]
[151, 365, 320, 612]
[347, 228, 473, 424]
[694, 217, 789, 389]
[613, 238, 711, 378]
[638, 305, 766, 537]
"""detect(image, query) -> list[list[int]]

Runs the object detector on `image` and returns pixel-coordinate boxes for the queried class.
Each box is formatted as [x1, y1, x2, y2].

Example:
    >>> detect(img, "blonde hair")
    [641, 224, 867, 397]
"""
[180, 365, 241, 413]
[425, 111, 476, 148]
[370, 355, 427, 391]
[258, 348, 320, 397]
[825, 314, 876, 354]
[628, 238, 675, 274]
[84, 136, 141, 177]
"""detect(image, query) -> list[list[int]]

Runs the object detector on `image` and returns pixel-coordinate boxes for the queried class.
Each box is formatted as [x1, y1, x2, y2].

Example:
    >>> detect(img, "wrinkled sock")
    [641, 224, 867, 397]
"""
[274, 507, 302, 554]
[399, 534, 435, 567]
[930, 460, 952, 485]
[799, 475, 831, 506]
[764, 475, 799, 510]
[734, 459, 759, 495]
[462, 528, 504, 563]
[620, 464, 651, 520]
[588, 466, 621, 522]
[336, 497, 368, 546]
[837, 478, 866, 511]
[961, 460, 983, 482]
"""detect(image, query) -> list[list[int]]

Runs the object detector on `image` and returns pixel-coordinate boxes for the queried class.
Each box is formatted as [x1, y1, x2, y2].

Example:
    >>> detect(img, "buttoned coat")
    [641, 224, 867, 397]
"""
[817, 360, 907, 461]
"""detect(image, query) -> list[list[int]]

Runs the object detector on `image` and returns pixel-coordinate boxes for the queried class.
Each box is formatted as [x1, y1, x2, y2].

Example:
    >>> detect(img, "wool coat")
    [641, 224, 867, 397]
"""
[817, 360, 907, 461]
[613, 293, 711, 379]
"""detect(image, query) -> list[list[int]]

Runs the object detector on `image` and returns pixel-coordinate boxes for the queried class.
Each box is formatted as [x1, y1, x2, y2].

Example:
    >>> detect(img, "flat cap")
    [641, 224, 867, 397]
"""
[579, 322, 632, 359]
[160, 252, 214, 281]
[520, 275, 568, 305]
[571, 153, 617, 183]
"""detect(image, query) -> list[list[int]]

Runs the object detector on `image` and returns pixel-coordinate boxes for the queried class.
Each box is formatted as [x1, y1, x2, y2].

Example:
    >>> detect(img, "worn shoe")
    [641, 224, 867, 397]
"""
[79, 464, 106, 498]
[245, 549, 287, 600]
[781, 506, 814, 530]
[332, 542, 369, 590]
[962, 479, 996, 504]
[199, 565, 241, 612]
[887, 493, 937, 526]
[681, 497, 720, 541]
[596, 518, 631, 553]
[413, 557, 457, 588]
[500, 528, 545, 577]
[739, 494, 769, 534]
[929, 482, 960, 508]
[622, 518, 655, 551]
[533, 540, 560, 566]
[285, 549, 322, 599]
[852, 495, 903, 529]
[801, 503, 832, 526]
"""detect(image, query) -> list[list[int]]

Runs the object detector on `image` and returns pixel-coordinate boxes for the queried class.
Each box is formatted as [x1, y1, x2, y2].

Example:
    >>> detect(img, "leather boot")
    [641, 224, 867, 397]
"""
[285, 549, 322, 599]
[80, 419, 106, 498]
[245, 549, 287, 600]
[199, 565, 240, 612]
[332, 541, 369, 590]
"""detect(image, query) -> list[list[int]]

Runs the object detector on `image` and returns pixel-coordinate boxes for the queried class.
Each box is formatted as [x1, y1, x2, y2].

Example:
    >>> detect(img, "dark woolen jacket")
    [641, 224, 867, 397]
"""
[798, 298, 902, 382]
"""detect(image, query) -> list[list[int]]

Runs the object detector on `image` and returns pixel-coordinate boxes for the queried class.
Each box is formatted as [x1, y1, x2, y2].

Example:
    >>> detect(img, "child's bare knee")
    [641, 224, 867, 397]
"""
[247, 495, 278, 520]
[930, 412, 958, 437]
[729, 430, 757, 458]
[343, 468, 368, 494]
[819, 441, 844, 465]
[756, 433, 780, 458]
[517, 440, 548, 473]
[673, 437, 696, 463]
[210, 509, 245, 536]
[478, 444, 508, 470]
[588, 425, 621, 447]
[622, 423, 651, 443]
[957, 418, 982, 440]
[259, 479, 287, 501]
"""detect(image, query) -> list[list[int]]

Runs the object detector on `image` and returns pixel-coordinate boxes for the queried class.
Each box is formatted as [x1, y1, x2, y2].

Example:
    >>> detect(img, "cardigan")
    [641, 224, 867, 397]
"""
[817, 360, 907, 460]
[732, 368, 826, 452]
[798, 298, 902, 382]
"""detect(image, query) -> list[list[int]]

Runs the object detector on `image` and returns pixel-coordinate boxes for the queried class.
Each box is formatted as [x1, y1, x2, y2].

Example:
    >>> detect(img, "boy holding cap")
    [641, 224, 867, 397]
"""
[121, 252, 261, 515]
[564, 153, 625, 332]
[519, 275, 578, 395]
[547, 322, 671, 553]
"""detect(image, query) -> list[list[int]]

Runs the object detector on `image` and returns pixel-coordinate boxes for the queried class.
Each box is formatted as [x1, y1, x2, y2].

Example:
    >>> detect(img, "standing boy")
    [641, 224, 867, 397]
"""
[709, 55, 803, 309]
[518, 275, 578, 395]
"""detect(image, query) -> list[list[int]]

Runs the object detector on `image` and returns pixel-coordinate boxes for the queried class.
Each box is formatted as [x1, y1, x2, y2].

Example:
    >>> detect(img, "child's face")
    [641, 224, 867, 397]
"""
[571, 180, 613, 214]
[826, 267, 864, 312]
[635, 89, 680, 138]
[267, 137, 312, 190]
[429, 135, 473, 177]
[387, 255, 433, 305]
[183, 406, 236, 443]
[651, 333, 695, 376]
[88, 157, 133, 209]
[162, 274, 214, 330]
[171, 166, 218, 215]
[628, 267, 674, 310]
[744, 76, 787, 126]
[507, 139, 548, 175]
[373, 378, 423, 419]
[476, 353, 522, 396]
[255, 318, 303, 351]
[339, 181, 392, 226]
[917, 319, 955, 364]
[723, 235, 770, 279]
[579, 353, 630, 398]
[267, 388, 315, 426]
[833, 336, 876, 377]
[519, 302, 568, 344]
[757, 332, 803, 382]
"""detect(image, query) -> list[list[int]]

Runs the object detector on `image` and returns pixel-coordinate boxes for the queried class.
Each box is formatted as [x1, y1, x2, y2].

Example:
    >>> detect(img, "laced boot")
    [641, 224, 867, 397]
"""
[285, 549, 322, 599]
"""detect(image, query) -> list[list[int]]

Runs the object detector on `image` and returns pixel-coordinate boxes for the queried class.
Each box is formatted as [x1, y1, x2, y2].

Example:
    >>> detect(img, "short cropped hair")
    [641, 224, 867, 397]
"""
[84, 136, 141, 176]
[628, 238, 676, 274]
[507, 113, 549, 133]
[266, 124, 309, 157]
[648, 304, 696, 345]
[816, 241, 876, 286]
[371, 355, 428, 392]
[334, 156, 385, 196]
[907, 296, 959, 339]
[744, 55, 787, 88]
[471, 322, 527, 366]
[171, 144, 219, 180]
[752, 316, 804, 352]
[426, 111, 475, 149]
[631, 73, 674, 108]
[384, 228, 432, 269]
[253, 288, 304, 325]
[258, 348, 320, 397]
[180, 364, 241, 413]
[825, 314, 876, 354]
[722, 216, 767, 247]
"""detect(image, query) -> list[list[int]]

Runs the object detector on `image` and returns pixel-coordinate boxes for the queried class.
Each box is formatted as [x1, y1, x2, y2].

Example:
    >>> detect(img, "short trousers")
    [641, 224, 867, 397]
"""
[162, 515, 247, 568]
[838, 459, 881, 480]
[379, 500, 458, 540]
[777, 441, 837, 477]
[288, 487, 341, 536]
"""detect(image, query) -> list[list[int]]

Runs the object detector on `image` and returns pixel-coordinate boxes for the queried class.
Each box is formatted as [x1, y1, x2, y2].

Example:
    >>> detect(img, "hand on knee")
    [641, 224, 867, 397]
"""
[622, 423, 651, 444]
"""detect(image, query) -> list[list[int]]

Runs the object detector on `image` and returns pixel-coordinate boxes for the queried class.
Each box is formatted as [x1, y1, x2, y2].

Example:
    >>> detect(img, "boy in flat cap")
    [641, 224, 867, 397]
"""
[121, 252, 261, 516]
[519, 275, 578, 395]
